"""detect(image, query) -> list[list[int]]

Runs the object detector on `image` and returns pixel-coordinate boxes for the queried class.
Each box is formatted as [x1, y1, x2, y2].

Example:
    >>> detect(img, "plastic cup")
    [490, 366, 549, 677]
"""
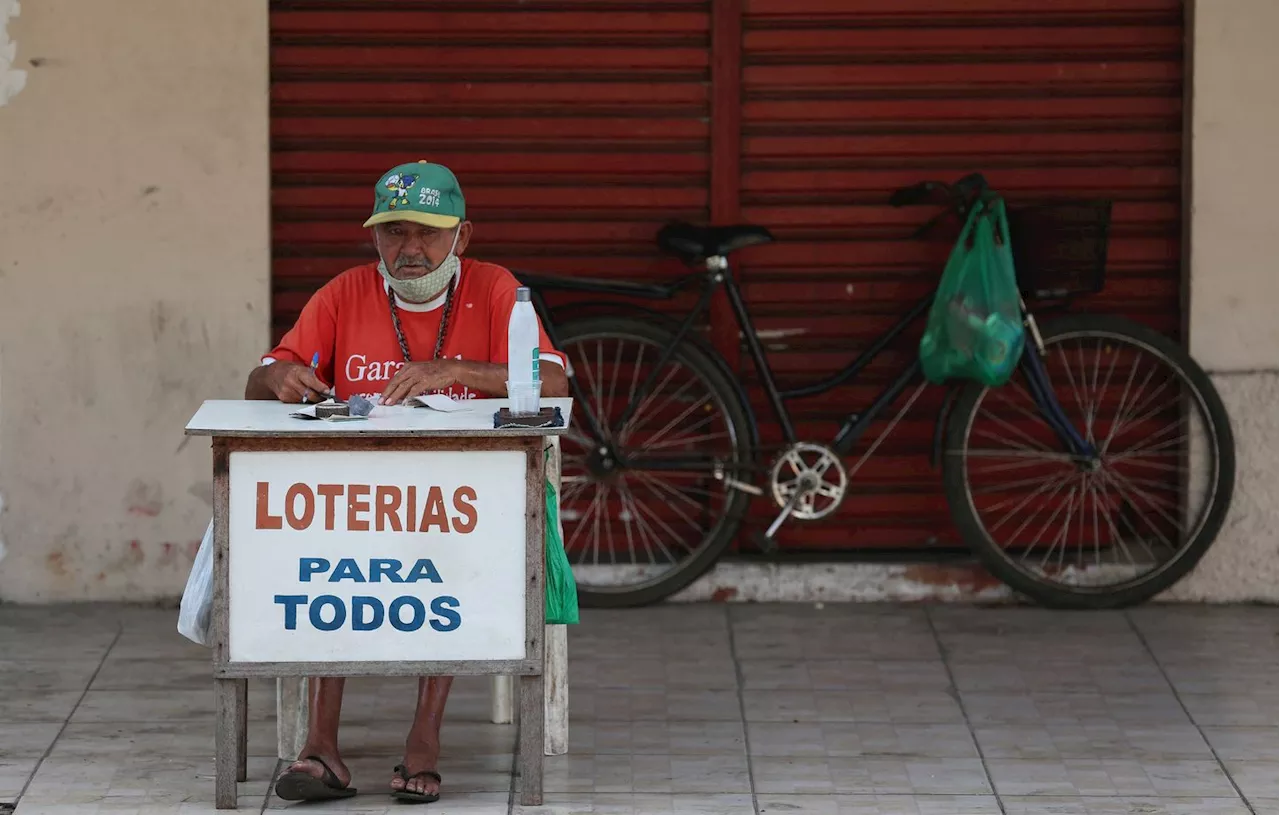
[506, 380, 542, 417]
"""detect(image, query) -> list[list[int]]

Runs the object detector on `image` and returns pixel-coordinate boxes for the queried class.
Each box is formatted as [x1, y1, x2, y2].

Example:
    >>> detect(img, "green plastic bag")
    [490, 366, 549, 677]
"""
[544, 464, 580, 625]
[919, 197, 1026, 386]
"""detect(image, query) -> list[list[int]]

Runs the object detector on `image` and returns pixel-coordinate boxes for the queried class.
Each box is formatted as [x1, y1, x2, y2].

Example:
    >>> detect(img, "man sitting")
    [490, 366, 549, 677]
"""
[245, 160, 568, 804]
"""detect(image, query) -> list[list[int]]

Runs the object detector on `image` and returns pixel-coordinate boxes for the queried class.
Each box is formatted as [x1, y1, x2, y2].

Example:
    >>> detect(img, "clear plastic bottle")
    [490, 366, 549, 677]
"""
[506, 287, 541, 414]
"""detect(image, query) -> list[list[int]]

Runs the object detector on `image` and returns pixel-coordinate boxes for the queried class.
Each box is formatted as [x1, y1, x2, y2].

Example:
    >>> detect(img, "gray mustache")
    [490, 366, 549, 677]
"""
[395, 255, 428, 269]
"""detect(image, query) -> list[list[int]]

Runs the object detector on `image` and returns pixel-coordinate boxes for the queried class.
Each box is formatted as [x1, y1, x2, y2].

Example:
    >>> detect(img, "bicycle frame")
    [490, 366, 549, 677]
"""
[525, 257, 1094, 476]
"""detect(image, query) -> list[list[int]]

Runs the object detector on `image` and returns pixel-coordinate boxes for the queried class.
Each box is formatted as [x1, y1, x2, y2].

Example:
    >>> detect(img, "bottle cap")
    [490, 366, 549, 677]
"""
[515, 287, 531, 302]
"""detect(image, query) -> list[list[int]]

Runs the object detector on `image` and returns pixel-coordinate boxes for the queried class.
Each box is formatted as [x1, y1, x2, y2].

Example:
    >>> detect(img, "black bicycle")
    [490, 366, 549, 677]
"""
[518, 174, 1236, 610]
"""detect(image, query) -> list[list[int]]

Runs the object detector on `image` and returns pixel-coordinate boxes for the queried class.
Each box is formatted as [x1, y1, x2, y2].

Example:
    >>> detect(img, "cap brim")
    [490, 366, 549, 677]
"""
[363, 210, 461, 229]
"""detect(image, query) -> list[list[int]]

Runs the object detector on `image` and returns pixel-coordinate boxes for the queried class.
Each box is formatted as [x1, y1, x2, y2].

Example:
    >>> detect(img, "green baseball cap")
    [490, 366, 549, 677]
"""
[363, 160, 466, 229]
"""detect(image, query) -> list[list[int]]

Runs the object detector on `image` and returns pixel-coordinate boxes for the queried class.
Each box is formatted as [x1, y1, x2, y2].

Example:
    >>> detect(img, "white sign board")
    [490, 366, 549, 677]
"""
[227, 450, 527, 663]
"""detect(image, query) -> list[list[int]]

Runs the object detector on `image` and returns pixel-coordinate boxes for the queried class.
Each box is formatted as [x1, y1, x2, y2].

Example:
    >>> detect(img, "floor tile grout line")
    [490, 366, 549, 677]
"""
[1123, 610, 1258, 814]
[923, 605, 1008, 815]
[724, 605, 761, 815]
[11, 625, 122, 808]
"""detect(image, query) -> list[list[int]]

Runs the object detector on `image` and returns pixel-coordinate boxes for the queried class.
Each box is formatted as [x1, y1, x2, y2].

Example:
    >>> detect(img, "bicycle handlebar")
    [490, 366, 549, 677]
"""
[889, 173, 990, 209]
[889, 173, 991, 239]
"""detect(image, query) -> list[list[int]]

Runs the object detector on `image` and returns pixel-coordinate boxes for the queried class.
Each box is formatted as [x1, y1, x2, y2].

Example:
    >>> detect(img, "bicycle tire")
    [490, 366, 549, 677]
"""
[556, 316, 754, 607]
[942, 313, 1236, 609]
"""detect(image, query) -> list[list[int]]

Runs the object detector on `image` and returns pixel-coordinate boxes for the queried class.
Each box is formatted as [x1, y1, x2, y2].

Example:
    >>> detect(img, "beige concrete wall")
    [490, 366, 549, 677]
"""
[0, 0, 271, 601]
[1175, 0, 1278, 602]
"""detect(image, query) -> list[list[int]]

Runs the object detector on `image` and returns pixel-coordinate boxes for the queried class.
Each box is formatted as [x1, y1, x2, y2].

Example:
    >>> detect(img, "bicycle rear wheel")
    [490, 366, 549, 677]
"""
[943, 314, 1235, 608]
[555, 317, 754, 607]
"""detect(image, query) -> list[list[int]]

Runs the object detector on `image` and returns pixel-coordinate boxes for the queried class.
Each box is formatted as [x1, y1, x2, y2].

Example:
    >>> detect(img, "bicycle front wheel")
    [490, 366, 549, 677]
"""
[555, 316, 754, 607]
[943, 314, 1236, 608]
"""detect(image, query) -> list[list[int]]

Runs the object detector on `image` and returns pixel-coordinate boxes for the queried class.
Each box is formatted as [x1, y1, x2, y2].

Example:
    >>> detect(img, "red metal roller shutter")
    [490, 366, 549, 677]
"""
[269, 1, 712, 342]
[735, 0, 1184, 552]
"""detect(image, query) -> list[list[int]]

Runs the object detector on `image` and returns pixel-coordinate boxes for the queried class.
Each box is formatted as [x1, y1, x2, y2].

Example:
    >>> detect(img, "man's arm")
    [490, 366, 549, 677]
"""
[453, 360, 569, 398]
[248, 278, 339, 401]
[244, 360, 332, 403]
[381, 359, 568, 406]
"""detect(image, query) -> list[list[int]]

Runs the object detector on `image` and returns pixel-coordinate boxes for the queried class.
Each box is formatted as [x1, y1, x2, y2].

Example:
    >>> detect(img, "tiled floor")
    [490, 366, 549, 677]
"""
[0, 603, 1274, 814]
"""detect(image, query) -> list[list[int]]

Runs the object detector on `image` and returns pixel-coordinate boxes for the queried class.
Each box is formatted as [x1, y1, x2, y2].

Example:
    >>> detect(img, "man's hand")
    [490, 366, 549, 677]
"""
[246, 361, 331, 403]
[381, 360, 458, 406]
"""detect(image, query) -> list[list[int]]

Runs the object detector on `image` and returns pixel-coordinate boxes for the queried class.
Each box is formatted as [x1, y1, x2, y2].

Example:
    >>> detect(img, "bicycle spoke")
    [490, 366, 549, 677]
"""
[1034, 483, 1079, 571]
[638, 392, 713, 449]
[1001, 474, 1073, 551]
[1109, 414, 1186, 458]
[1084, 479, 1137, 568]
[607, 339, 624, 424]
[592, 482, 606, 566]
[617, 363, 687, 445]
[572, 343, 607, 441]
[615, 477, 671, 565]
[1100, 469, 1184, 545]
[646, 431, 733, 451]
[1085, 340, 1104, 443]
[977, 408, 1054, 453]
[1106, 467, 1184, 517]
[1099, 355, 1144, 453]
[1110, 457, 1189, 475]
[625, 481, 694, 555]
[972, 470, 1076, 496]
[1102, 361, 1160, 454]
[628, 344, 646, 413]
[633, 473, 704, 533]
[644, 410, 721, 451]
[621, 374, 702, 446]
[633, 470, 712, 511]
[962, 448, 1078, 462]
[599, 484, 617, 565]
[567, 486, 605, 563]
[971, 456, 1077, 475]
[989, 387, 1067, 438]
[1110, 432, 1192, 462]
[988, 470, 1077, 532]
[1056, 344, 1090, 437]
[560, 477, 592, 507]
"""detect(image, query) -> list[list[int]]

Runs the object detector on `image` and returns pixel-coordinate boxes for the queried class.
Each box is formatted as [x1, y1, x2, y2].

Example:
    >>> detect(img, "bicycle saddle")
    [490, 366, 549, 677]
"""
[656, 221, 774, 263]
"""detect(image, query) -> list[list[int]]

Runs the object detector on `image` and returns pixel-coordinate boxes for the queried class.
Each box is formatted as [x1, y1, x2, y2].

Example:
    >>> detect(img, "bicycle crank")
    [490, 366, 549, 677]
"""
[769, 442, 848, 519]
[753, 443, 849, 551]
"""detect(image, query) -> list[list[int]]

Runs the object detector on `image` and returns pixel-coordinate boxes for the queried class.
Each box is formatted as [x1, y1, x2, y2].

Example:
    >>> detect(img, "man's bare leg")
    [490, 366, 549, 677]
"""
[284, 677, 351, 787]
[390, 676, 453, 797]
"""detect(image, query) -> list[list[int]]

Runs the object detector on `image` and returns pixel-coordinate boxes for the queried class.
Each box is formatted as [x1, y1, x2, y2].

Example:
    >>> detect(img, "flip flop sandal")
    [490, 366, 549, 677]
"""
[390, 765, 442, 804]
[274, 755, 357, 802]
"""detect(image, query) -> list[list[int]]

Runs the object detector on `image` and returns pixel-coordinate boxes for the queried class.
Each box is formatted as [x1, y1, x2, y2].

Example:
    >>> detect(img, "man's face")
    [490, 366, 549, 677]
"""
[373, 221, 472, 280]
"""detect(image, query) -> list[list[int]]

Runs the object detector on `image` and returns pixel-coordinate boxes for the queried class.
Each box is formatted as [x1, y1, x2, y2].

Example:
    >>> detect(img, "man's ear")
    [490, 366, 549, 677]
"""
[455, 221, 473, 256]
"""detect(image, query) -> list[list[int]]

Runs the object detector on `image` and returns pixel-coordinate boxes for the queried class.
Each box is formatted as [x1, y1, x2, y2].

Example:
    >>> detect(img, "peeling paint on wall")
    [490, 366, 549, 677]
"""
[1, 0, 27, 106]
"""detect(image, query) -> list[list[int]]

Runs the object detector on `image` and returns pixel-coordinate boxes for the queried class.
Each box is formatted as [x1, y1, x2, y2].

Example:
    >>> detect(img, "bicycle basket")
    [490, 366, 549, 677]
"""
[1006, 201, 1112, 299]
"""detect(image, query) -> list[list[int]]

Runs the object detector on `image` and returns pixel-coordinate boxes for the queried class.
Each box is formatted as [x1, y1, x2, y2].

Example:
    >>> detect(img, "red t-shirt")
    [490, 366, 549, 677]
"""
[265, 259, 563, 401]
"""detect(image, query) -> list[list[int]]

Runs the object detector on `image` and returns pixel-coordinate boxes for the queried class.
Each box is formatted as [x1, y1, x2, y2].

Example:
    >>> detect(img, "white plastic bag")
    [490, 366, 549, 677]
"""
[177, 520, 215, 647]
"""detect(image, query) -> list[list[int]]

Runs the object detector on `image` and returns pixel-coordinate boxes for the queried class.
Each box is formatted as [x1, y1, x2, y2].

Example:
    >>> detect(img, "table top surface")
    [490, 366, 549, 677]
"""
[185, 398, 574, 438]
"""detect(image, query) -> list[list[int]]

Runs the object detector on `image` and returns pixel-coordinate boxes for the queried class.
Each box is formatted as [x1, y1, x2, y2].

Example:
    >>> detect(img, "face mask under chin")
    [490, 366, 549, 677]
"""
[378, 254, 459, 303]
[377, 230, 461, 303]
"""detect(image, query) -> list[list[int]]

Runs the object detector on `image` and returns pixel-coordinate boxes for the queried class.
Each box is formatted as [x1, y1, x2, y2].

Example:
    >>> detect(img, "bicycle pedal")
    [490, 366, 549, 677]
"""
[751, 531, 779, 554]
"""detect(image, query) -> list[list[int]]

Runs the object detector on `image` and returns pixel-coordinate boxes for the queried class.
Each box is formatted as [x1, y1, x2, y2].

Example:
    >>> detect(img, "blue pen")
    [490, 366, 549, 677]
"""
[304, 352, 320, 403]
